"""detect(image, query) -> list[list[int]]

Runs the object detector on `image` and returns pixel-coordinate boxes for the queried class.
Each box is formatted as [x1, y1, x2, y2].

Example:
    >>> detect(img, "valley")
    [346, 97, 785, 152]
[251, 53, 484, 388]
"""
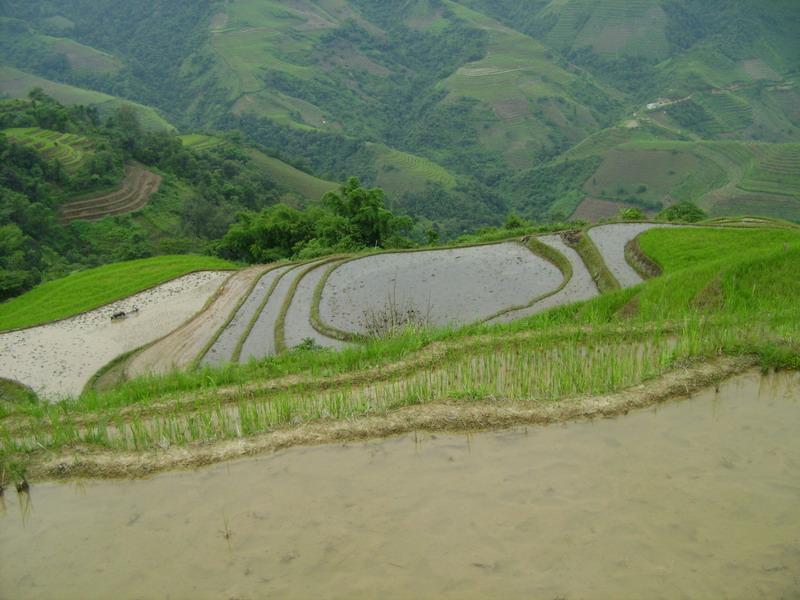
[0, 2, 798, 597]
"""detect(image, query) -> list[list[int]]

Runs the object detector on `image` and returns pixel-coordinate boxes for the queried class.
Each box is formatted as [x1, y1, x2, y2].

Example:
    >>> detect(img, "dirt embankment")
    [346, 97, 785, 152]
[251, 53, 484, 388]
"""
[125, 266, 269, 379]
[60, 164, 162, 223]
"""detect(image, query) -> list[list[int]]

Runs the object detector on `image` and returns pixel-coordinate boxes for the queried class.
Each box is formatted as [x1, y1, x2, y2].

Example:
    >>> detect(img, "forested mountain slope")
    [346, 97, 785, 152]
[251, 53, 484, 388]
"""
[1, 0, 798, 231]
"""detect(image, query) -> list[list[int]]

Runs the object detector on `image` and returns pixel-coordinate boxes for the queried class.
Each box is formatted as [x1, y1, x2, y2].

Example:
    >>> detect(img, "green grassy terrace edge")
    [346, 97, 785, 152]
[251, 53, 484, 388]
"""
[192, 264, 278, 369]
[0, 255, 240, 332]
[230, 261, 306, 363]
[308, 236, 573, 343]
[625, 236, 663, 280]
[575, 228, 621, 292]
[273, 255, 350, 354]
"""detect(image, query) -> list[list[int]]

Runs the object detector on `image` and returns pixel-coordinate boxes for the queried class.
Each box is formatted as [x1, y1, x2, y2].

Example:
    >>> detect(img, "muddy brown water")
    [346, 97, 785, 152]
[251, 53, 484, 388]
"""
[1, 371, 799, 599]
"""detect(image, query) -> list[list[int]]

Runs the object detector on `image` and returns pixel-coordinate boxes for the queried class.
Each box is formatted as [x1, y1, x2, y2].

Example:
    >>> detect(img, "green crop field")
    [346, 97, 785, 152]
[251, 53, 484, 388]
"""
[372, 144, 457, 195]
[0, 255, 238, 332]
[178, 134, 225, 152]
[3, 126, 93, 173]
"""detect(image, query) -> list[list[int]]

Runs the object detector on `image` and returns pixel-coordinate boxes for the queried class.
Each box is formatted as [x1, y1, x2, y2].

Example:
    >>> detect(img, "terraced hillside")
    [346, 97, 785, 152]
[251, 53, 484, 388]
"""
[181, 224, 678, 374]
[59, 164, 162, 223]
[3, 126, 93, 173]
[370, 143, 457, 195]
[0, 221, 721, 396]
[3, 219, 799, 489]
[539, 0, 670, 58]
[560, 133, 800, 223]
[741, 144, 800, 198]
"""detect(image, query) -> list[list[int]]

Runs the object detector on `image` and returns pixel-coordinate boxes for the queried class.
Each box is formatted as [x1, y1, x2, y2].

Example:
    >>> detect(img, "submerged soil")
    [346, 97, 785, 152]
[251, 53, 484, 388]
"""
[489, 234, 598, 324]
[2, 370, 798, 599]
[588, 223, 673, 288]
[320, 243, 562, 334]
[126, 266, 267, 377]
[202, 265, 292, 366]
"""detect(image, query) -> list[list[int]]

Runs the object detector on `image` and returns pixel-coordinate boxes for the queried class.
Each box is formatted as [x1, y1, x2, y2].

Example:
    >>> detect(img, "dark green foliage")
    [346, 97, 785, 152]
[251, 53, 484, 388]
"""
[217, 178, 412, 263]
[666, 100, 718, 137]
[658, 201, 707, 223]
[620, 207, 645, 221]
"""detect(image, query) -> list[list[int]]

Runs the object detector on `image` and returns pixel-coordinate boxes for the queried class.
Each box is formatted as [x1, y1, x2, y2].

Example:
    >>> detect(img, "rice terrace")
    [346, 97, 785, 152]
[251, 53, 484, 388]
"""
[1, 0, 799, 598]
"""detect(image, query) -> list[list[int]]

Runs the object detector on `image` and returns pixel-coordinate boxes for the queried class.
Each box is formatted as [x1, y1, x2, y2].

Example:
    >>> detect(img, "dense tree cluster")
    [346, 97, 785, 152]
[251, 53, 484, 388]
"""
[217, 178, 412, 263]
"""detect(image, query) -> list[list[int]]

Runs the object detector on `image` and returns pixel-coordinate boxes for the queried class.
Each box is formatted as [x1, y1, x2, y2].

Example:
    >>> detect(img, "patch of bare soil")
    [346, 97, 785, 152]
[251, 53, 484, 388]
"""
[692, 277, 725, 311]
[29, 356, 754, 480]
[570, 197, 638, 222]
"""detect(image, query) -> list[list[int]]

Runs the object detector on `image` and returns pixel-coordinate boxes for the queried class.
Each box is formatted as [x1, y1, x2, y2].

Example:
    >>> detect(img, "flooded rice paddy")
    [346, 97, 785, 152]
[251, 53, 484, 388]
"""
[320, 243, 562, 334]
[1, 370, 798, 599]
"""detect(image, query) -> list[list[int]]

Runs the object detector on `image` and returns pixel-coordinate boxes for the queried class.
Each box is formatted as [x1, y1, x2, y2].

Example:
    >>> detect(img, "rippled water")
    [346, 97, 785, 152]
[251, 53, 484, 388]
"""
[1, 370, 798, 599]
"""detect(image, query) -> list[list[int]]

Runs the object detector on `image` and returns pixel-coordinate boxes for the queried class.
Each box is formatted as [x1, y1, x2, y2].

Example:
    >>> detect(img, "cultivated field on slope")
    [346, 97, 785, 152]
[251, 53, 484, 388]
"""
[540, 0, 669, 58]
[177, 134, 339, 200]
[43, 35, 122, 74]
[124, 266, 269, 379]
[6, 224, 800, 480]
[0, 271, 229, 399]
[567, 136, 800, 222]
[489, 234, 597, 323]
[587, 223, 673, 288]
[740, 144, 800, 198]
[202, 264, 296, 366]
[319, 243, 562, 335]
[59, 164, 162, 223]
[3, 126, 93, 173]
[443, 2, 604, 169]
[583, 145, 726, 207]
[246, 148, 338, 200]
[178, 133, 225, 151]
[0, 255, 237, 332]
[371, 144, 457, 194]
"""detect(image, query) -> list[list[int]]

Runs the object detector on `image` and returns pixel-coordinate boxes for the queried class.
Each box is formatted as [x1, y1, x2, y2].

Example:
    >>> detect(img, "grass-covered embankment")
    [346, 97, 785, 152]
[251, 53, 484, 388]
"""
[2, 225, 799, 480]
[0, 255, 238, 332]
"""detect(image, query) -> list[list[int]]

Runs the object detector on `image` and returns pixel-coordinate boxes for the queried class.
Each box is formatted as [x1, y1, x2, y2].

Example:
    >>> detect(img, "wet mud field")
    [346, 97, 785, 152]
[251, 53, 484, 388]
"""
[1, 370, 798, 599]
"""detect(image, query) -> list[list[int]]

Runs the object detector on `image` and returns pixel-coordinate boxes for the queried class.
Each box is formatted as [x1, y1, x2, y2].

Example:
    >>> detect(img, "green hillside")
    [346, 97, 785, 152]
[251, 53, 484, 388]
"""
[0, 66, 174, 131]
[0, 0, 799, 236]
[178, 134, 338, 201]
